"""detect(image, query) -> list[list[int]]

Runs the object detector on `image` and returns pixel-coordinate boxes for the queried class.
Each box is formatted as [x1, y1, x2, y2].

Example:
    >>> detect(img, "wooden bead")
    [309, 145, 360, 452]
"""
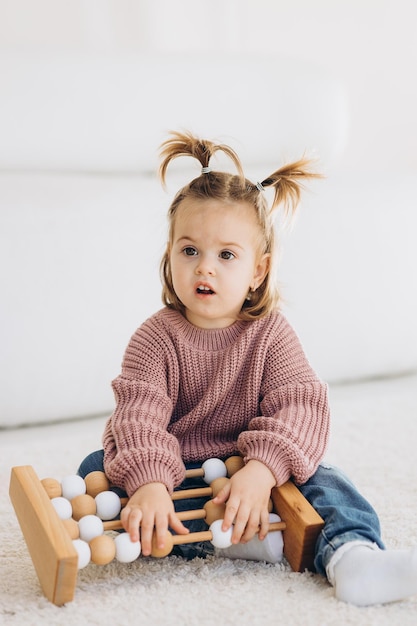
[85, 471, 110, 498]
[41, 477, 62, 498]
[150, 531, 174, 558]
[89, 534, 116, 565]
[210, 476, 229, 497]
[62, 517, 79, 540]
[71, 494, 97, 520]
[225, 456, 244, 477]
[204, 500, 226, 525]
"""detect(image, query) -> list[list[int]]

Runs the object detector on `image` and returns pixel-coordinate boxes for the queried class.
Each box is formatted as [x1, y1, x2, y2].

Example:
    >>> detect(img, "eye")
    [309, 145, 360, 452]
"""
[219, 250, 235, 260]
[182, 246, 198, 256]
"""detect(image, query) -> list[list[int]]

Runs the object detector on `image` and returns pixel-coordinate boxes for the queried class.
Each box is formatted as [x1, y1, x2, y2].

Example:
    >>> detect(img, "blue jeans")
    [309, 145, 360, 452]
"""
[297, 463, 384, 576]
[77, 452, 384, 576]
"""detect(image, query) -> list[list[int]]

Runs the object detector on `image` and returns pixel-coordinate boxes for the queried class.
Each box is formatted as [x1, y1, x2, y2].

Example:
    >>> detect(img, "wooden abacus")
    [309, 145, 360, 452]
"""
[9, 458, 324, 606]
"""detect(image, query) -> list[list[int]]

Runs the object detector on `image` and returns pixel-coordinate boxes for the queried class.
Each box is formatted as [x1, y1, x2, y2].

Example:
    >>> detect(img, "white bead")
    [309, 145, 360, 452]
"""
[72, 539, 91, 569]
[78, 514, 104, 542]
[61, 475, 86, 500]
[95, 490, 122, 520]
[209, 519, 233, 549]
[202, 458, 227, 484]
[114, 533, 141, 563]
[51, 496, 72, 520]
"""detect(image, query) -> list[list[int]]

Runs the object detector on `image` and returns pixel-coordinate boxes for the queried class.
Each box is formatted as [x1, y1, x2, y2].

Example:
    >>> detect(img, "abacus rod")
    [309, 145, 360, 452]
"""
[172, 487, 213, 500]
[184, 468, 205, 478]
[120, 486, 214, 509]
[103, 508, 207, 531]
[173, 530, 212, 545]
[171, 520, 286, 547]
[103, 517, 286, 536]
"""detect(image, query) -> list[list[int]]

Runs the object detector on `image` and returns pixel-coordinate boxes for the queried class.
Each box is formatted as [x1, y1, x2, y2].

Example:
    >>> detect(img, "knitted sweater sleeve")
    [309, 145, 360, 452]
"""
[102, 317, 185, 496]
[237, 315, 330, 487]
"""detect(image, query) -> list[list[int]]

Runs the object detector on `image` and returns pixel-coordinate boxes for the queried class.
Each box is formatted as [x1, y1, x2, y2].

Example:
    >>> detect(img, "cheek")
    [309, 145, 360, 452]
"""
[170, 257, 189, 293]
[171, 254, 185, 278]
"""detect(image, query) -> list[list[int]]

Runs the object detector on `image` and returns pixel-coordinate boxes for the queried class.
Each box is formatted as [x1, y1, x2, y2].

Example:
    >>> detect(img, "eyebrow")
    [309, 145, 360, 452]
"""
[176, 236, 244, 250]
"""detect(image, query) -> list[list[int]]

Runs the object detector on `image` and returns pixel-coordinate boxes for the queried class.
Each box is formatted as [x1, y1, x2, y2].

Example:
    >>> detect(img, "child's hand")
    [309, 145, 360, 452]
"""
[120, 482, 189, 555]
[212, 460, 276, 545]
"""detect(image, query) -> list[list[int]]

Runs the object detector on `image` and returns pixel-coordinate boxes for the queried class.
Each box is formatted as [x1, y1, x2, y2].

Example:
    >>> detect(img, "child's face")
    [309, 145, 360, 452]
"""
[170, 199, 269, 328]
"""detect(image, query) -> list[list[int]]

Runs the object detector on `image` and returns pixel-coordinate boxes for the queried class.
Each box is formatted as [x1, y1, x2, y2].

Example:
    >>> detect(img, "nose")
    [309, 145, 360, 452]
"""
[195, 254, 216, 276]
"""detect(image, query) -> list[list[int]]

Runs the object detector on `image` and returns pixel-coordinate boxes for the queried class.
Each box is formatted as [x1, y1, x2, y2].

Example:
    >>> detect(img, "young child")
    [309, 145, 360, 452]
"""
[78, 131, 417, 606]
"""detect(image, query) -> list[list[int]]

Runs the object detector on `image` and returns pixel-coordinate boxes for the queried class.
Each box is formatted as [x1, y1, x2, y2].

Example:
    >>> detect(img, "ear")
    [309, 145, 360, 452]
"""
[252, 253, 270, 290]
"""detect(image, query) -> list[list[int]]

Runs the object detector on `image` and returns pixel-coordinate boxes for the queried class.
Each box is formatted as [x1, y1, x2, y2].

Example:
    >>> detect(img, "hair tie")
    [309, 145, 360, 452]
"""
[201, 166, 212, 174]
[256, 181, 265, 192]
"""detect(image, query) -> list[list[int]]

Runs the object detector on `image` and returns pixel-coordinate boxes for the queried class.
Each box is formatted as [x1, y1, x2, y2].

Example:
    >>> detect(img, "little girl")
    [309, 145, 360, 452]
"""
[78, 131, 417, 606]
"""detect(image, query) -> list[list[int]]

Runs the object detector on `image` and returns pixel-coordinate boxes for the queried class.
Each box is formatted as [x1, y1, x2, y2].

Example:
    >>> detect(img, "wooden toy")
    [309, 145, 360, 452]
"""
[9, 457, 324, 606]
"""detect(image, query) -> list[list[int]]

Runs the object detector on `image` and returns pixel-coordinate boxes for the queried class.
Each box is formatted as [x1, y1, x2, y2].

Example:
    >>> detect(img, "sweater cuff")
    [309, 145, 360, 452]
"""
[104, 450, 186, 497]
[240, 439, 293, 487]
[238, 432, 319, 487]
[123, 460, 184, 497]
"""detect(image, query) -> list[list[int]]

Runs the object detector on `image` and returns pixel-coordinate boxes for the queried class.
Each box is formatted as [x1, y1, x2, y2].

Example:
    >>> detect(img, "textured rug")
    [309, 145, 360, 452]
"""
[1, 373, 417, 626]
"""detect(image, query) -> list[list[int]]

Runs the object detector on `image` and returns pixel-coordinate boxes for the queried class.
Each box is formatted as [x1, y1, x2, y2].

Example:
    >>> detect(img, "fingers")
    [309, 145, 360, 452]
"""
[151, 512, 189, 555]
[168, 513, 189, 537]
[121, 504, 141, 543]
[224, 499, 260, 544]
[216, 461, 275, 544]
[257, 508, 271, 542]
[212, 481, 231, 505]
[235, 511, 261, 544]
[223, 504, 271, 544]
[121, 505, 189, 556]
[218, 486, 271, 544]
[120, 503, 159, 554]
[139, 514, 158, 556]
[220, 495, 238, 532]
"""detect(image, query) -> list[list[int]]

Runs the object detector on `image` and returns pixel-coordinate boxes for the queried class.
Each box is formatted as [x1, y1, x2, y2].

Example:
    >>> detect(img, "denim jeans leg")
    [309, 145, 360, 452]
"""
[297, 464, 385, 578]
[78, 449, 105, 477]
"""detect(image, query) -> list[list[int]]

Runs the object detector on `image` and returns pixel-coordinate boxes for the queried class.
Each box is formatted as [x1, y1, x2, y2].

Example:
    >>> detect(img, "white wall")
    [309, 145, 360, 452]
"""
[1, 0, 416, 173]
[1, 0, 416, 426]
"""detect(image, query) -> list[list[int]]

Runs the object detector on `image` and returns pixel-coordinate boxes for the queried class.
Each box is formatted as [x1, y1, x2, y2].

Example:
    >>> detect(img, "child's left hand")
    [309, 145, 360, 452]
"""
[212, 459, 276, 545]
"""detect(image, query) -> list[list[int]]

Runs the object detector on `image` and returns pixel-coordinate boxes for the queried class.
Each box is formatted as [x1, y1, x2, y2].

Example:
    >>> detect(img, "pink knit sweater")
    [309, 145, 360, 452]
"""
[103, 307, 330, 497]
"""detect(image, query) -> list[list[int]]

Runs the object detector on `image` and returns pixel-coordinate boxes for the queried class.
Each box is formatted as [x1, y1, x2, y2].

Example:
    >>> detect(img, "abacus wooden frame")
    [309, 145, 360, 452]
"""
[9, 465, 78, 606]
[9, 464, 324, 606]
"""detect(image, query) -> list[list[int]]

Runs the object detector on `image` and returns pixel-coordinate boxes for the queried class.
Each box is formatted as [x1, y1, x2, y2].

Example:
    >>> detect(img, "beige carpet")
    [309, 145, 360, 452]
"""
[1, 373, 417, 625]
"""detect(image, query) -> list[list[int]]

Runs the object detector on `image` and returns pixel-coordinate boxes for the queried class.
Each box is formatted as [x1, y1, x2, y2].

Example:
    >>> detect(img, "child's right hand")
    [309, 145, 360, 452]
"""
[120, 482, 189, 555]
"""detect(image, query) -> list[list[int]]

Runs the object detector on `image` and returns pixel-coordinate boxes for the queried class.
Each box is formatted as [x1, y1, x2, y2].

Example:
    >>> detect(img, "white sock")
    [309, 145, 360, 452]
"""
[331, 543, 417, 606]
[215, 530, 283, 564]
[215, 514, 284, 564]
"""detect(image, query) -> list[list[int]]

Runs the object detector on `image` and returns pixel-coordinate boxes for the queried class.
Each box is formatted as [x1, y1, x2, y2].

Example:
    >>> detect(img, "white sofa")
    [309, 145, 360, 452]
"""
[1, 52, 416, 427]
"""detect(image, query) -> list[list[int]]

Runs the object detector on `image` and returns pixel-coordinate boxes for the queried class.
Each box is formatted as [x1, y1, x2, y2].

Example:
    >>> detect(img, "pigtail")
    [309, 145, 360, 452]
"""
[159, 130, 245, 186]
[259, 157, 322, 216]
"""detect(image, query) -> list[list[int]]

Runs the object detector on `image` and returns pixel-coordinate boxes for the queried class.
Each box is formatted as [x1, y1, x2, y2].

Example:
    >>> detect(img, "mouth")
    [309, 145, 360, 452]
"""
[195, 282, 215, 295]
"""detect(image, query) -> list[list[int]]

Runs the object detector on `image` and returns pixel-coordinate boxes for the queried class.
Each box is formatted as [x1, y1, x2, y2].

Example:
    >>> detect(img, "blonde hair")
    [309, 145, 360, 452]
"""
[159, 131, 321, 321]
